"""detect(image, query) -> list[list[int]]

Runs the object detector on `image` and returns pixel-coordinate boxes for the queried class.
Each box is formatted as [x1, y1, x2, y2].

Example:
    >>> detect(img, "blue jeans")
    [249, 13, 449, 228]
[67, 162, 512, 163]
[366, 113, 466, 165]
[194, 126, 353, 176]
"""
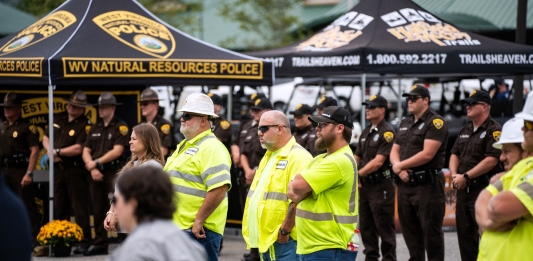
[261, 237, 298, 261]
[186, 228, 222, 261]
[299, 249, 358, 261]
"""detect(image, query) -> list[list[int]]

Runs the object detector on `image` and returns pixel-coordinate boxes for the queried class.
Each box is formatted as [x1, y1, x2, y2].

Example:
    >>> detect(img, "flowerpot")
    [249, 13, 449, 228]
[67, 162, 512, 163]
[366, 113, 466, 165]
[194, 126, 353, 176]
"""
[52, 243, 71, 257]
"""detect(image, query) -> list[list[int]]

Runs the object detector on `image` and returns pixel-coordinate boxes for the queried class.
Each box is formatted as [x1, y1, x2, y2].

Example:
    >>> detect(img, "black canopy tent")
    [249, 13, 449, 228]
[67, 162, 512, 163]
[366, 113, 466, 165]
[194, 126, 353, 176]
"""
[246, 0, 533, 76]
[0, 0, 273, 227]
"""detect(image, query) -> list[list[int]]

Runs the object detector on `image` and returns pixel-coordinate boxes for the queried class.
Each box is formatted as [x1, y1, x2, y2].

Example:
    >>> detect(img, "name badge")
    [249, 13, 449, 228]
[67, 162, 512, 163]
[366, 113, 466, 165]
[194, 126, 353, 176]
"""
[399, 127, 408, 131]
[185, 147, 199, 155]
[92, 133, 101, 137]
[276, 160, 288, 170]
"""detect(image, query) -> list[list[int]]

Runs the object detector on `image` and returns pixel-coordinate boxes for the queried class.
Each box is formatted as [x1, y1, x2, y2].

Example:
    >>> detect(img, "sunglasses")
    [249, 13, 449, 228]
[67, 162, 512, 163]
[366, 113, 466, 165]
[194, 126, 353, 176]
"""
[525, 120, 533, 131]
[366, 106, 381, 110]
[181, 113, 203, 121]
[140, 102, 151, 107]
[294, 115, 305, 119]
[110, 195, 116, 205]
[258, 125, 287, 133]
[465, 102, 486, 107]
[313, 122, 336, 128]
[406, 96, 422, 103]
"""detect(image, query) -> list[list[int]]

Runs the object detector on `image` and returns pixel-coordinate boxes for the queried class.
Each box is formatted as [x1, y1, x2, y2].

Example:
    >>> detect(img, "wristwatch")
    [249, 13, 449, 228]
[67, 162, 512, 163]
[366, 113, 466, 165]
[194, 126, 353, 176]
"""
[26, 171, 33, 177]
[464, 173, 470, 182]
[280, 228, 291, 236]
[94, 158, 99, 165]
[55, 148, 61, 156]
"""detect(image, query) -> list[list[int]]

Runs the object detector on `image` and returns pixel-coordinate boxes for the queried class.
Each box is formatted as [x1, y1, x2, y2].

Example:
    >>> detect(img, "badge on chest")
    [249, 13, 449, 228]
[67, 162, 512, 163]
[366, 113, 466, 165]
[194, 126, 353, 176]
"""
[185, 147, 199, 155]
[276, 160, 288, 170]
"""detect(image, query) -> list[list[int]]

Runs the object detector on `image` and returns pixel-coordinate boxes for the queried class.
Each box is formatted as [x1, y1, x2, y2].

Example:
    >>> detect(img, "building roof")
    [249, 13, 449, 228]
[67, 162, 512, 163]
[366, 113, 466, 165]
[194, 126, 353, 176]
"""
[0, 2, 36, 36]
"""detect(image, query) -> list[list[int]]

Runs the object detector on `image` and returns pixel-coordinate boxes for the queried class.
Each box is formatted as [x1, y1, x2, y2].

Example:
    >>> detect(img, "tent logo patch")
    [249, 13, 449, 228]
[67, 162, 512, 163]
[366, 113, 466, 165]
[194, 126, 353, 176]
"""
[93, 11, 175, 59]
[0, 10, 77, 55]
[296, 11, 374, 51]
[381, 8, 480, 47]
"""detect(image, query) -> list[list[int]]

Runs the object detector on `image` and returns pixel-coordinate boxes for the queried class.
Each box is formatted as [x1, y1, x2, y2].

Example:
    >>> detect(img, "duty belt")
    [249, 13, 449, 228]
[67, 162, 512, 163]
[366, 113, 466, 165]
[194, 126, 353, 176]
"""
[0, 156, 29, 168]
[360, 169, 392, 185]
[54, 159, 83, 170]
[98, 160, 123, 171]
[398, 168, 442, 187]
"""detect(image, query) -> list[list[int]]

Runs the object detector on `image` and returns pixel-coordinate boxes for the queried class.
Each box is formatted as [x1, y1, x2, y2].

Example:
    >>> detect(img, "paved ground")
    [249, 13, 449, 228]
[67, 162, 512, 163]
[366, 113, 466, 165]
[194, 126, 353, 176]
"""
[34, 229, 460, 261]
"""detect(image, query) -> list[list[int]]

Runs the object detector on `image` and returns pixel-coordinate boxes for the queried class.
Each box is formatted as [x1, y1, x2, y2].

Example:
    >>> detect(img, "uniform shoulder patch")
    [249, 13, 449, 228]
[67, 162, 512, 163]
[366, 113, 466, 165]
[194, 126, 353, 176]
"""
[29, 125, 37, 134]
[161, 124, 171, 135]
[220, 120, 231, 130]
[383, 131, 394, 143]
[85, 125, 91, 134]
[119, 125, 129, 136]
[493, 131, 501, 142]
[432, 119, 444, 130]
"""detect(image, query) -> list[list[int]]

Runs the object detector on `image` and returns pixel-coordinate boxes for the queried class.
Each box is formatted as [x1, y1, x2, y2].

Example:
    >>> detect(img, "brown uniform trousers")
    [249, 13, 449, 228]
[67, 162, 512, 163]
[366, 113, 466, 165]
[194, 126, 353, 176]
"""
[46, 112, 92, 248]
[84, 117, 128, 249]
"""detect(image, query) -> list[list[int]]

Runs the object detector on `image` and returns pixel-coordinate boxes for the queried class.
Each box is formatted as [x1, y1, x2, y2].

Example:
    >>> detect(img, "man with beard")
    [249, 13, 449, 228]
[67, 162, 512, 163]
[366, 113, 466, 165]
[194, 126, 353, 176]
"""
[449, 90, 502, 261]
[138, 88, 173, 158]
[390, 85, 448, 261]
[289, 104, 323, 157]
[490, 118, 531, 183]
[164, 93, 231, 261]
[288, 106, 358, 261]
[475, 93, 533, 260]
[242, 110, 312, 261]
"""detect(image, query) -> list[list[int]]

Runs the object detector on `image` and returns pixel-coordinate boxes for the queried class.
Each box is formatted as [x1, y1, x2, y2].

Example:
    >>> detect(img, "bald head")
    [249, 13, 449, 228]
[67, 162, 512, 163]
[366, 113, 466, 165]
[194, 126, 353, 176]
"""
[258, 110, 292, 151]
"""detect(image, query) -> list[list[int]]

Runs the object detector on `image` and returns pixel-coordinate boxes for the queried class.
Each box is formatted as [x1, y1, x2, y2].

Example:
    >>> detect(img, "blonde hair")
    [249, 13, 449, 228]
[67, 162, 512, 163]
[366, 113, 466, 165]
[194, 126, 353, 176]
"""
[118, 123, 165, 175]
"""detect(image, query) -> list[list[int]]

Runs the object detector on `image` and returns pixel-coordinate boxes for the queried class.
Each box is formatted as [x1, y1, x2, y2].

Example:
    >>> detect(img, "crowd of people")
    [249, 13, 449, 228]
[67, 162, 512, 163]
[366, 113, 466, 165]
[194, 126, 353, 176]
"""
[1, 84, 532, 261]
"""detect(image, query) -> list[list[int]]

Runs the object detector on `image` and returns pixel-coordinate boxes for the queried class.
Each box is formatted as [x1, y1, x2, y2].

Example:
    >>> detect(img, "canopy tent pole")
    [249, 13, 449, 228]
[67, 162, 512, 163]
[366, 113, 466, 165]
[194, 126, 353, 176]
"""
[227, 86, 233, 121]
[47, 85, 55, 256]
[398, 76, 403, 119]
[361, 73, 366, 128]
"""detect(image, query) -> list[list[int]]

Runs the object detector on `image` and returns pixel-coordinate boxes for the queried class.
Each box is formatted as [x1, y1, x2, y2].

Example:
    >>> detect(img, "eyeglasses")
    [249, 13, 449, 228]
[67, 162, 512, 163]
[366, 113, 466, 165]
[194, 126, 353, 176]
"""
[110, 195, 116, 205]
[406, 96, 422, 103]
[465, 102, 486, 107]
[525, 120, 533, 131]
[258, 125, 287, 133]
[181, 113, 203, 121]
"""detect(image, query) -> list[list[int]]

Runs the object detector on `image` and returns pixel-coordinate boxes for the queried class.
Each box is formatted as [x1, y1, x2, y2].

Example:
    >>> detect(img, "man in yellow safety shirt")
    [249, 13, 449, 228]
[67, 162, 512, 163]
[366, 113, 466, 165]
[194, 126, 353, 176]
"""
[288, 106, 358, 261]
[163, 93, 231, 261]
[242, 110, 312, 261]
[475, 93, 533, 261]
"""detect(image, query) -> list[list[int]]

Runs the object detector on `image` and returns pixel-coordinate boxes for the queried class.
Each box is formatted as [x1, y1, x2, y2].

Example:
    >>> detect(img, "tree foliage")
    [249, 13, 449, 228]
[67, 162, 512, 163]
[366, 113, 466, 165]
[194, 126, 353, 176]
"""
[218, 0, 310, 50]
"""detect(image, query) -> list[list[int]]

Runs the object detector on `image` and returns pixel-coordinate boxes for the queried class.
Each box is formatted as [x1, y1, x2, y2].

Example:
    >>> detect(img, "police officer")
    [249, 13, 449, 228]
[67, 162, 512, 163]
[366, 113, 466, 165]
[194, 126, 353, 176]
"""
[390, 85, 448, 261]
[355, 95, 397, 261]
[0, 92, 40, 245]
[138, 88, 173, 157]
[42, 90, 92, 255]
[82, 92, 129, 256]
[313, 96, 338, 116]
[207, 93, 232, 149]
[449, 90, 502, 261]
[289, 103, 323, 157]
[163, 93, 231, 261]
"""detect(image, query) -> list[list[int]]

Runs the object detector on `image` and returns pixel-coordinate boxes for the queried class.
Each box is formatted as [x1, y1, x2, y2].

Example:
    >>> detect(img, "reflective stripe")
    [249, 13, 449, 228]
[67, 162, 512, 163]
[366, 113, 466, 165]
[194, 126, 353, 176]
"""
[197, 135, 216, 146]
[290, 144, 307, 152]
[518, 181, 533, 200]
[296, 209, 332, 221]
[263, 192, 288, 201]
[493, 180, 504, 192]
[168, 170, 203, 184]
[334, 215, 358, 224]
[247, 189, 254, 198]
[344, 153, 357, 213]
[206, 174, 231, 187]
[201, 164, 230, 181]
[174, 185, 206, 198]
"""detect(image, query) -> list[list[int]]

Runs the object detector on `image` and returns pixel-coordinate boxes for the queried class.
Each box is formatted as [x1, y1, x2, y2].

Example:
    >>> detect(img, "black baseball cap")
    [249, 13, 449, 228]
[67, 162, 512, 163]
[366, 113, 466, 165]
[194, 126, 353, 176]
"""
[308, 106, 353, 128]
[313, 96, 338, 109]
[461, 90, 492, 105]
[289, 104, 314, 115]
[402, 84, 430, 98]
[247, 93, 267, 105]
[207, 92, 223, 106]
[251, 98, 273, 110]
[362, 95, 388, 108]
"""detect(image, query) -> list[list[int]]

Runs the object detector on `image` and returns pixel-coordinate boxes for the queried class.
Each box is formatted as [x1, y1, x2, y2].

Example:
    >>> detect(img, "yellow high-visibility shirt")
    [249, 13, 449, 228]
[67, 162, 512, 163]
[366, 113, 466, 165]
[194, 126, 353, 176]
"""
[478, 157, 533, 261]
[164, 129, 231, 235]
[296, 145, 358, 255]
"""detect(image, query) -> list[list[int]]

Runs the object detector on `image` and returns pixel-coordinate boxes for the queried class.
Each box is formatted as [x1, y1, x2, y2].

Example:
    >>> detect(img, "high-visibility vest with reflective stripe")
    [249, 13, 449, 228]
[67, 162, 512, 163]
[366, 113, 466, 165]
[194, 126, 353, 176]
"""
[242, 137, 313, 253]
[295, 145, 358, 255]
[164, 129, 232, 235]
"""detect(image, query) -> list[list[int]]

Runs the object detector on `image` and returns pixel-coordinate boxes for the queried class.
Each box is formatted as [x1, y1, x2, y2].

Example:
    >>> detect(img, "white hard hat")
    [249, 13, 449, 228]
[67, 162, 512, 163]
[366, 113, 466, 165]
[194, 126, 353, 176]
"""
[178, 93, 219, 118]
[493, 117, 524, 149]
[515, 93, 533, 121]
